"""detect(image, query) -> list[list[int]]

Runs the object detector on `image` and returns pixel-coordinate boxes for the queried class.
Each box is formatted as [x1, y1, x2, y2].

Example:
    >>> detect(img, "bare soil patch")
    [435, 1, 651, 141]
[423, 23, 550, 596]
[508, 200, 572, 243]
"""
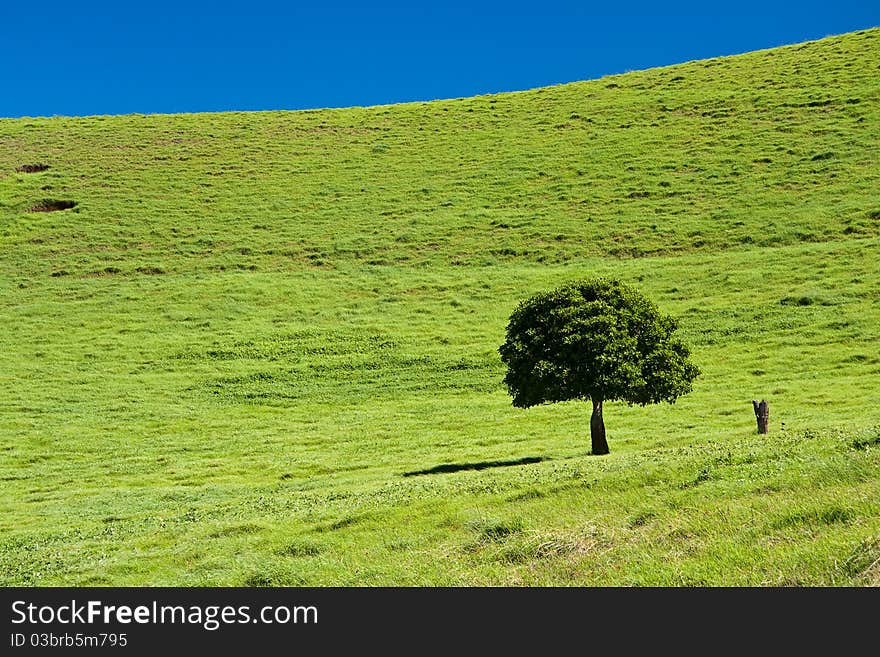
[29, 200, 77, 212]
[16, 164, 50, 173]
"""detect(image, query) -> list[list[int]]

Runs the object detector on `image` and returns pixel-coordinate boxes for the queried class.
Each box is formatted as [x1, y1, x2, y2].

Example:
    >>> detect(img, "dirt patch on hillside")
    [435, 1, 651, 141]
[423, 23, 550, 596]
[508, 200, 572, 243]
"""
[135, 266, 165, 275]
[16, 164, 50, 173]
[29, 200, 77, 212]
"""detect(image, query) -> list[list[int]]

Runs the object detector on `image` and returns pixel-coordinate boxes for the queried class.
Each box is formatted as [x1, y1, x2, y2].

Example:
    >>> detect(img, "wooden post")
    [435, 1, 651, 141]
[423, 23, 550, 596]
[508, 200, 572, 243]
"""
[752, 399, 769, 434]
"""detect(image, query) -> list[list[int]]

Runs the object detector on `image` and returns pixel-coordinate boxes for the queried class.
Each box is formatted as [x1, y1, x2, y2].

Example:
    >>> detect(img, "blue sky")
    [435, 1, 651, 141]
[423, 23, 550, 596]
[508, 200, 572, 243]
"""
[1, 1, 877, 118]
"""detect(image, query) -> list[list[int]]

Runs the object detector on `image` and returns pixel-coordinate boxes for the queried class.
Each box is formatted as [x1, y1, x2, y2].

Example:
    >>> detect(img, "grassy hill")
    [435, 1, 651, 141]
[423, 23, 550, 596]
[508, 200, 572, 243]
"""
[1, 28, 878, 586]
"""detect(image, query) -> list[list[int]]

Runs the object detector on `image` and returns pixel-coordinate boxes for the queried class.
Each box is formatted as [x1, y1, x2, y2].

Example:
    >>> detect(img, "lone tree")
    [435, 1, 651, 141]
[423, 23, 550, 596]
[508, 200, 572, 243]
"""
[498, 278, 700, 455]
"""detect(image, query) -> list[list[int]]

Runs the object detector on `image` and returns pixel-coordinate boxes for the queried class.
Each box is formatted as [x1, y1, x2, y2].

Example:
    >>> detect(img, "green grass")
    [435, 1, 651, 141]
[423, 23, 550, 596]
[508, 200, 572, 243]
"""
[1, 28, 879, 586]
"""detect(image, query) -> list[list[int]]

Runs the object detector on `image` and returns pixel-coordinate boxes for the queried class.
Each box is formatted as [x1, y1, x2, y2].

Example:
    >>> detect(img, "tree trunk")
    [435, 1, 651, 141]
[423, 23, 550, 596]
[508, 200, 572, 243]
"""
[752, 399, 769, 434]
[590, 399, 609, 455]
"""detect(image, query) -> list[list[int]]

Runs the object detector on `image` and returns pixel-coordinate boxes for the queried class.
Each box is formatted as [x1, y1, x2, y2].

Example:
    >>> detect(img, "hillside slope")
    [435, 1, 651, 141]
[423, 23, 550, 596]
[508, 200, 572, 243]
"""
[0, 29, 878, 586]
[1, 29, 878, 272]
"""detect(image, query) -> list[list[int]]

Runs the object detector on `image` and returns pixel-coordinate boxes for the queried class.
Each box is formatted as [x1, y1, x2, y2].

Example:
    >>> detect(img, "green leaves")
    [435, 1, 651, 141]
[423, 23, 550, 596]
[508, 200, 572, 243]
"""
[499, 278, 700, 409]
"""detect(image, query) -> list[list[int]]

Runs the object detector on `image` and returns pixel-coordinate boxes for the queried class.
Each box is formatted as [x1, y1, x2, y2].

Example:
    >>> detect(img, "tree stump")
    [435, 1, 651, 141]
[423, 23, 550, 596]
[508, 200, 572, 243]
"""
[752, 399, 769, 434]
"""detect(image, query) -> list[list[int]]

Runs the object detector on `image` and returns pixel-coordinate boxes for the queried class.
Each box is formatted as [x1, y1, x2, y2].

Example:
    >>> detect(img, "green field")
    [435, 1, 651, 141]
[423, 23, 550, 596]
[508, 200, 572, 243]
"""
[1, 28, 878, 586]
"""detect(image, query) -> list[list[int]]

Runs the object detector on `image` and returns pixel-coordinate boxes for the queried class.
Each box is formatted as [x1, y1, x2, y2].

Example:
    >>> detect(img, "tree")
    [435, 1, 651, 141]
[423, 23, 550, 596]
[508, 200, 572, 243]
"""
[498, 278, 700, 455]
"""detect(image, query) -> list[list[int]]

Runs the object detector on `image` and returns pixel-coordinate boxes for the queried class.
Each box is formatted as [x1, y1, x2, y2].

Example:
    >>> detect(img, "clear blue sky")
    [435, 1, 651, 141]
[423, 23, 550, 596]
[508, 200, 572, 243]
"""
[2, 1, 877, 118]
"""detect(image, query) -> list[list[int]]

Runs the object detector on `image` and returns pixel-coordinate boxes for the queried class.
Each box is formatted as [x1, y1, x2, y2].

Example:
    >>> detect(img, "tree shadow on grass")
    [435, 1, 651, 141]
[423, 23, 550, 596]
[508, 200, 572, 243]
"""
[402, 456, 548, 477]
